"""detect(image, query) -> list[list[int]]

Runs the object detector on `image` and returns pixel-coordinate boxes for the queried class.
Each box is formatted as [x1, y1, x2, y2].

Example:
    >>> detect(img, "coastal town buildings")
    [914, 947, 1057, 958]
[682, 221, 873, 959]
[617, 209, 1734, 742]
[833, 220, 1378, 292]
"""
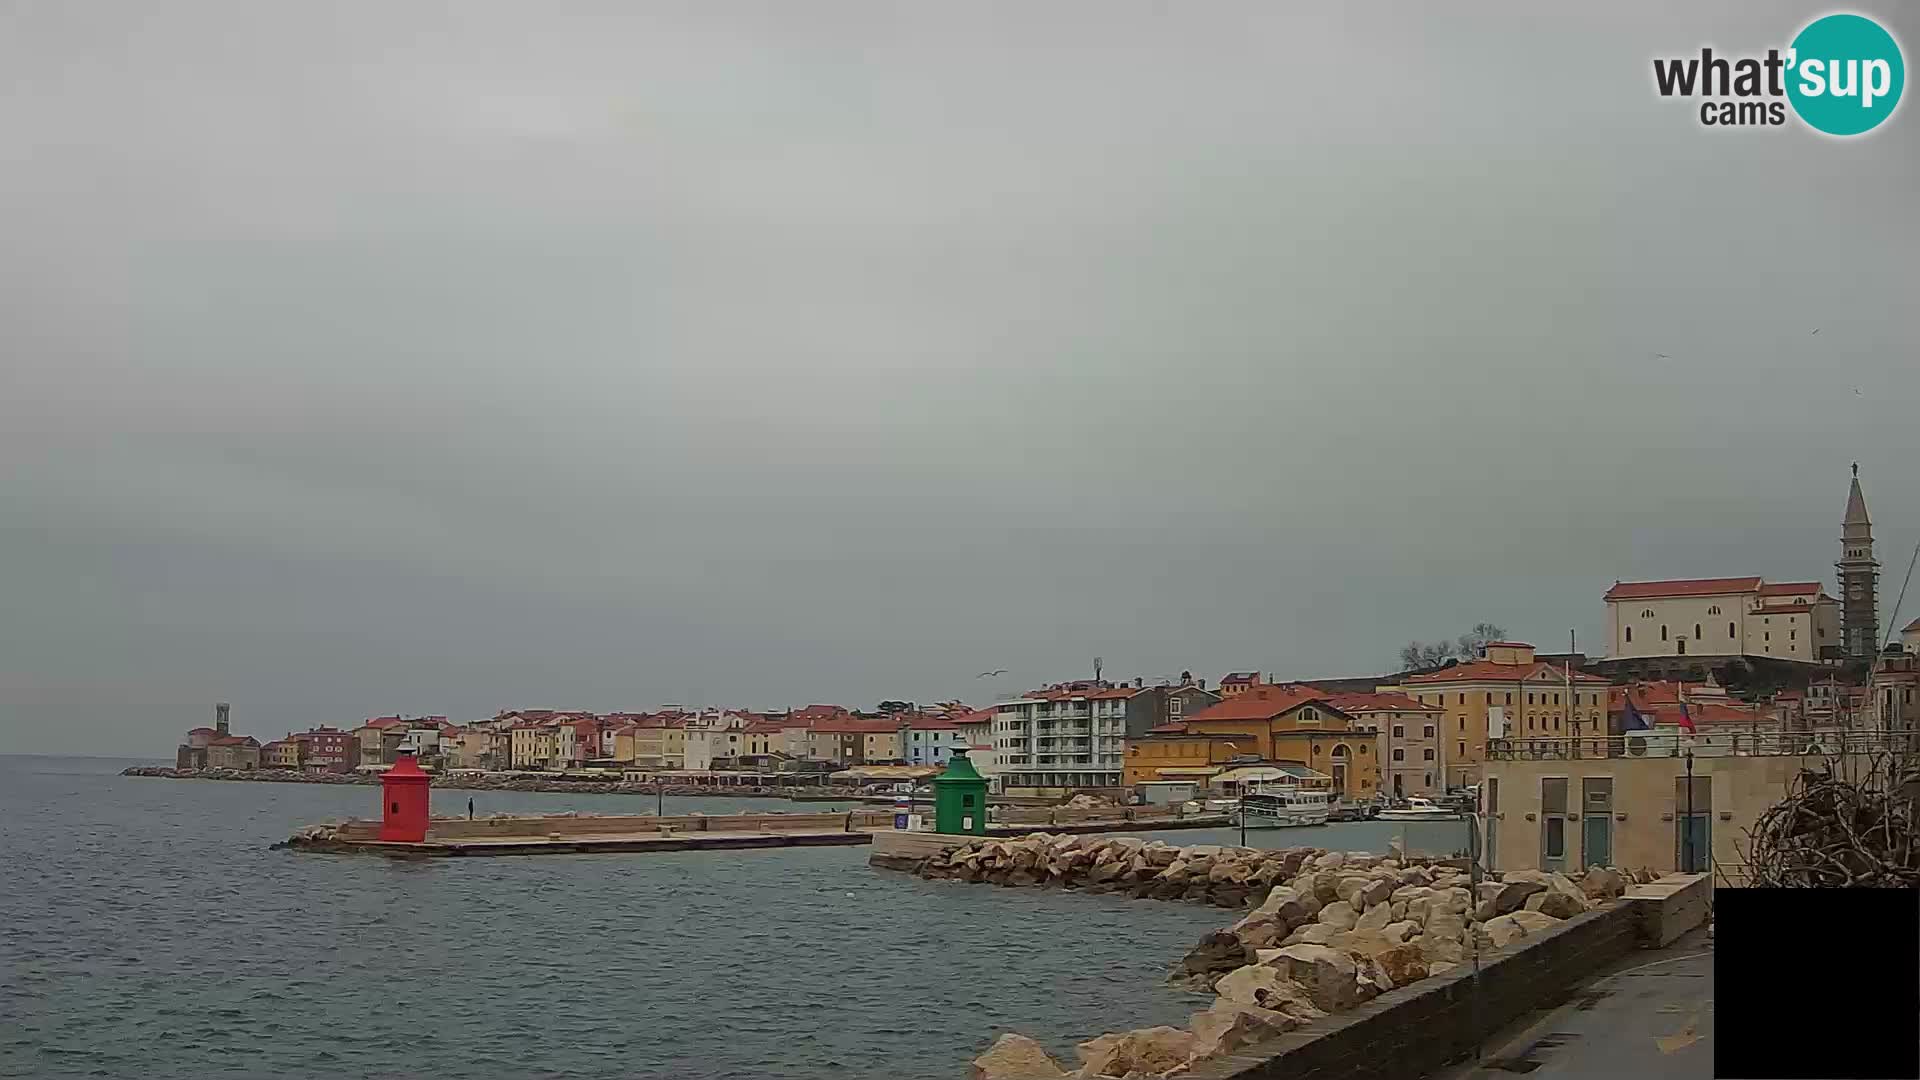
[1121, 679, 1221, 739]
[991, 682, 1134, 796]
[1123, 685, 1376, 799]
[1323, 691, 1444, 796]
[1838, 467, 1880, 660]
[1480, 726, 1901, 880]
[1602, 576, 1840, 667]
[1390, 642, 1610, 788]
[261, 738, 302, 770]
[1217, 672, 1261, 698]
[899, 714, 969, 766]
[292, 727, 354, 772]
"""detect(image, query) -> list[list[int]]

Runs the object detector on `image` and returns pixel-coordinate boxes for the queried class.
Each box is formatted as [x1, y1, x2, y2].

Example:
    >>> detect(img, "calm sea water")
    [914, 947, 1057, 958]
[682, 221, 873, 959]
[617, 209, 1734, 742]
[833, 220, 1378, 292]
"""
[12, 756, 1431, 1080]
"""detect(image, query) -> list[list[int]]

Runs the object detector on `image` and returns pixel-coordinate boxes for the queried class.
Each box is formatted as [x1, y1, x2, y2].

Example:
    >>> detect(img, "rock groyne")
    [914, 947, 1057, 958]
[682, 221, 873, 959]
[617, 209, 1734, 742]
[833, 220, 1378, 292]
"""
[950, 835, 1649, 1079]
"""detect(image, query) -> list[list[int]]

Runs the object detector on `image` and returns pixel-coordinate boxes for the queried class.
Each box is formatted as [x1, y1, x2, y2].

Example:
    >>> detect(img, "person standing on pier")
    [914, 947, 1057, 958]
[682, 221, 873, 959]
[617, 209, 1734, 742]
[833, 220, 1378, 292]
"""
[467, 797, 475, 820]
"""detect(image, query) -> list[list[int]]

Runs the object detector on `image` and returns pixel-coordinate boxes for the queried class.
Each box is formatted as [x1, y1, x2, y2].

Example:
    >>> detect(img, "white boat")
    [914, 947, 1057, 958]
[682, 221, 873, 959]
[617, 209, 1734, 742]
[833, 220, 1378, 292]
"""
[1228, 782, 1331, 828]
[1375, 797, 1465, 822]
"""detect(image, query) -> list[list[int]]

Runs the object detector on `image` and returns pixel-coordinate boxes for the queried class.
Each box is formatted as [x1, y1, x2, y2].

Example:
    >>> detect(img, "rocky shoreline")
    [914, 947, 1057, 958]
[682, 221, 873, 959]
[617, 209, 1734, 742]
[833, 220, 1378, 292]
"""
[119, 766, 861, 800]
[932, 835, 1646, 1079]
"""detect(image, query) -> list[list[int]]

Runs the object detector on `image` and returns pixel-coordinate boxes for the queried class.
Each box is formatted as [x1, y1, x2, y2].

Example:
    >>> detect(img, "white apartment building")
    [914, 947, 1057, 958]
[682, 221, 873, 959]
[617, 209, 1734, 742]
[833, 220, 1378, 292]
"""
[1604, 576, 1840, 664]
[991, 683, 1133, 795]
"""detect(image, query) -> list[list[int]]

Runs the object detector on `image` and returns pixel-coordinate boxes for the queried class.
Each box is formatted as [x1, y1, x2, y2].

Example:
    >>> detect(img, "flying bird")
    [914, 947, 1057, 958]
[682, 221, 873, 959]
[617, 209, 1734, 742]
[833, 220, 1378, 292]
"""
[976, 669, 1007, 678]
[1811, 328, 1820, 335]
[1653, 353, 1671, 359]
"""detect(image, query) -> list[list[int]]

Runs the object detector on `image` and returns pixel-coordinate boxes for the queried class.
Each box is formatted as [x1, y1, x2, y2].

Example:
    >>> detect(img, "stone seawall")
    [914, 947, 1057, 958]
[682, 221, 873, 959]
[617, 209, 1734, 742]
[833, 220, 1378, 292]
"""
[122, 766, 860, 799]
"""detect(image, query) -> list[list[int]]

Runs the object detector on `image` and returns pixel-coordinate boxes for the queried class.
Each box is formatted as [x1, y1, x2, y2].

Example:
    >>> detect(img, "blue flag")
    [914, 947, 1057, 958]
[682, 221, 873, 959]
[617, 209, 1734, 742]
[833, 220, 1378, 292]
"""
[1621, 693, 1650, 732]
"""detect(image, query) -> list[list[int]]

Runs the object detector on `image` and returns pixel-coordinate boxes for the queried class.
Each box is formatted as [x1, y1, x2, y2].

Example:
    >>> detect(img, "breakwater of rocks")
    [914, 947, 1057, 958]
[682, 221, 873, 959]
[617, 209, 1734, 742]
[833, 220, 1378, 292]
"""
[120, 766, 859, 800]
[943, 835, 1648, 1079]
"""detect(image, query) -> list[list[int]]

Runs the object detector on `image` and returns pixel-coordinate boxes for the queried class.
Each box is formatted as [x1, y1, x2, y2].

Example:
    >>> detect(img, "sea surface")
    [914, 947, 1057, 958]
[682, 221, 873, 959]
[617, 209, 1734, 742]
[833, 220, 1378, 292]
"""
[0, 755, 1470, 1079]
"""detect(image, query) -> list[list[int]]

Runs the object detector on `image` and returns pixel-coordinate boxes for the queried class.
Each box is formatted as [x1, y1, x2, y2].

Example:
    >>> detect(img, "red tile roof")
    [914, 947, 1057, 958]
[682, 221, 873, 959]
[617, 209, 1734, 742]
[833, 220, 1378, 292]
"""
[951, 708, 997, 726]
[1604, 577, 1762, 600]
[811, 716, 903, 734]
[1405, 660, 1608, 685]
[742, 721, 784, 734]
[187, 727, 221, 737]
[1757, 581, 1822, 597]
[1183, 685, 1331, 722]
[209, 735, 259, 747]
[902, 717, 961, 731]
[1323, 691, 1441, 714]
[1220, 672, 1261, 685]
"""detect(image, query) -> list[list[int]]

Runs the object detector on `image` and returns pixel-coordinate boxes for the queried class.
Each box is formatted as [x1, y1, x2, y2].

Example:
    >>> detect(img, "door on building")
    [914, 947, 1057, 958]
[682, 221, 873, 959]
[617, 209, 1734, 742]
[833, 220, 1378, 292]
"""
[1581, 777, 1613, 869]
[1392, 774, 1403, 797]
[1540, 777, 1568, 873]
[1674, 775, 1711, 872]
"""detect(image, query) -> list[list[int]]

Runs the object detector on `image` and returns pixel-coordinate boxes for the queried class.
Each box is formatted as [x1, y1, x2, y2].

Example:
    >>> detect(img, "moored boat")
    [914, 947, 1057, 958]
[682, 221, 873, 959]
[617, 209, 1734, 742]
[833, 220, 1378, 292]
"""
[1375, 796, 1464, 822]
[1228, 781, 1331, 828]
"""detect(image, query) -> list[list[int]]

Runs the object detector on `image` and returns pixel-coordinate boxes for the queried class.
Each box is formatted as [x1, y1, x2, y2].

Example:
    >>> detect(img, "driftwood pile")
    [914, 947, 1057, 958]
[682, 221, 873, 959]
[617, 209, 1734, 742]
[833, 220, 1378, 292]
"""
[1745, 762, 1920, 888]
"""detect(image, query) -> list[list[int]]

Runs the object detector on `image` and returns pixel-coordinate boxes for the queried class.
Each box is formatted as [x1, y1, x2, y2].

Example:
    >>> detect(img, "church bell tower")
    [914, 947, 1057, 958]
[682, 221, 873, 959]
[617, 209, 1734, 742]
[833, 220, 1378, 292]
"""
[1837, 464, 1880, 660]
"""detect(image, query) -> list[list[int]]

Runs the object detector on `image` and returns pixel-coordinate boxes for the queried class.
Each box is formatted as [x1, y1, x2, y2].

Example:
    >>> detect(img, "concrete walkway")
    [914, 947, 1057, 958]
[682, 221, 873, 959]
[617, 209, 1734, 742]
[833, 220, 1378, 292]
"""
[1434, 928, 1714, 1080]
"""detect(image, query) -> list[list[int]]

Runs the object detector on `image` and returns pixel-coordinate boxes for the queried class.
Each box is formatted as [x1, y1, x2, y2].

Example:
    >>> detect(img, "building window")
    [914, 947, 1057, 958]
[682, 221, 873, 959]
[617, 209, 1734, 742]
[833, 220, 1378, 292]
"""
[1528, 693, 1535, 705]
[1458, 741, 1466, 757]
[1505, 693, 1513, 705]
[1764, 632, 1770, 642]
[1424, 748, 1435, 760]
[1661, 625, 1669, 641]
[1423, 724, 1435, 738]
[1625, 626, 1633, 643]
[1708, 605, 1721, 615]
[1458, 694, 1465, 705]
[1393, 749, 1405, 761]
[1790, 629, 1797, 641]
[1392, 725, 1405, 738]
[1729, 622, 1737, 638]
[1694, 624, 1702, 639]
[1642, 608, 1654, 618]
[1169, 699, 1182, 715]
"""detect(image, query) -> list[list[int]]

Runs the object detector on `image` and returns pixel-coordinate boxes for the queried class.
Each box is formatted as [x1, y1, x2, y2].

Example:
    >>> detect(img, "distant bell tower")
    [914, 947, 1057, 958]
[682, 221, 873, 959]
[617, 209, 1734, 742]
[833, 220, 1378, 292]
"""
[216, 702, 231, 737]
[1837, 464, 1880, 660]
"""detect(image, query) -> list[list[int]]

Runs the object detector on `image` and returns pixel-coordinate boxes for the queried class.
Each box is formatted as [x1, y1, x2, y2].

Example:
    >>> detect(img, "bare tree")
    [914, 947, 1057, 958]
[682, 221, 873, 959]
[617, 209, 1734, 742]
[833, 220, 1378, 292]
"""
[1398, 623, 1507, 672]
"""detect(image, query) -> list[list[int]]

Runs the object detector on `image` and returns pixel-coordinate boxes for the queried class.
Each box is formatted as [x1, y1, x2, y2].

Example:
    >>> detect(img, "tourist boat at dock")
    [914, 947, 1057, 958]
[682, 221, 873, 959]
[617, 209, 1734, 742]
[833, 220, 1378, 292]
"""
[1228, 782, 1331, 828]
[1374, 796, 1465, 822]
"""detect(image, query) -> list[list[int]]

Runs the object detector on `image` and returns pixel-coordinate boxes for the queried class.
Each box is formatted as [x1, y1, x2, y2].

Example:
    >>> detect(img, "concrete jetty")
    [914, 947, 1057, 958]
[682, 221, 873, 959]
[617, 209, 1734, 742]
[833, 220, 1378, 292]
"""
[281, 808, 1232, 858]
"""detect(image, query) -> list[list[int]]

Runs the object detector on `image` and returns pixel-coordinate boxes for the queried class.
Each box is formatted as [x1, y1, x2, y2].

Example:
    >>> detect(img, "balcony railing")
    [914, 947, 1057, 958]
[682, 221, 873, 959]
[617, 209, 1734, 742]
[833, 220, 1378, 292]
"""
[1487, 730, 1916, 761]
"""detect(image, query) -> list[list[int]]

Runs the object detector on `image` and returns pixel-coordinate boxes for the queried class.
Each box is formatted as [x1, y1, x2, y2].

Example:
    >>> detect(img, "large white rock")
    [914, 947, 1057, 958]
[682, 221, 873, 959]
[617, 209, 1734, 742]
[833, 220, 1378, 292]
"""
[1580, 866, 1627, 900]
[1213, 964, 1324, 1022]
[1353, 901, 1392, 933]
[971, 1034, 1068, 1080]
[1077, 1026, 1195, 1079]
[1271, 943, 1361, 1013]
[1317, 900, 1359, 931]
[1189, 1001, 1299, 1061]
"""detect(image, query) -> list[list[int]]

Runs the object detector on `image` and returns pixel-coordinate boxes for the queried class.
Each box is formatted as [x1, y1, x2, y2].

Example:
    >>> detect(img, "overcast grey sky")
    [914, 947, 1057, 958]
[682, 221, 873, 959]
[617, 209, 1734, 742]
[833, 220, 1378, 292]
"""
[4, 2, 1916, 756]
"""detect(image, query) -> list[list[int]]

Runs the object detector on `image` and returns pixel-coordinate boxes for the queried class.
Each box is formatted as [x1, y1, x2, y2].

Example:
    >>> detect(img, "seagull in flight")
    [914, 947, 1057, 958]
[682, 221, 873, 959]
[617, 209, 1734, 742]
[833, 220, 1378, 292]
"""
[1811, 328, 1820, 335]
[976, 669, 1007, 678]
[1653, 353, 1671, 359]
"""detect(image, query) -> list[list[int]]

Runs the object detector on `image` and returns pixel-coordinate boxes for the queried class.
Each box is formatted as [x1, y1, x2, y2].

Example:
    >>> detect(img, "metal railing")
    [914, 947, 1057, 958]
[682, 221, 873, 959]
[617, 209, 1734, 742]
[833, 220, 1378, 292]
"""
[1487, 730, 1916, 760]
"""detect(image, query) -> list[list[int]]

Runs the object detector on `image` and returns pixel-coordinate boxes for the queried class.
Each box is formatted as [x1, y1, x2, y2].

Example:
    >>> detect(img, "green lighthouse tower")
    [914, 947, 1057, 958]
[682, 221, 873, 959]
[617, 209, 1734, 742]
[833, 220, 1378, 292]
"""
[931, 748, 989, 835]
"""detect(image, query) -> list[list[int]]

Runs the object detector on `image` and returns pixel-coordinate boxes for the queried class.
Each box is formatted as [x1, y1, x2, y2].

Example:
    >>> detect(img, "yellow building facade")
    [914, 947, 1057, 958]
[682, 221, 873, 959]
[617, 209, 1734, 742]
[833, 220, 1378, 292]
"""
[1391, 642, 1609, 788]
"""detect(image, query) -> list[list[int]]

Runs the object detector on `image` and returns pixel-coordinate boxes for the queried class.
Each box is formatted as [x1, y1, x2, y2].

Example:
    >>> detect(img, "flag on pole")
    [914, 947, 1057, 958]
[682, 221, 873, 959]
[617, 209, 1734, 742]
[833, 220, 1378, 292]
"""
[1676, 699, 1696, 734]
[1621, 692, 1650, 732]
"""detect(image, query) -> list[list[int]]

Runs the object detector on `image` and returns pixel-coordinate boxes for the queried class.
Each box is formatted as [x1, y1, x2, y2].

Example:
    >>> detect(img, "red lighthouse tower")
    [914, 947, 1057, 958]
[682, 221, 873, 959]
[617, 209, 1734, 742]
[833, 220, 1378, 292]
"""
[378, 750, 432, 842]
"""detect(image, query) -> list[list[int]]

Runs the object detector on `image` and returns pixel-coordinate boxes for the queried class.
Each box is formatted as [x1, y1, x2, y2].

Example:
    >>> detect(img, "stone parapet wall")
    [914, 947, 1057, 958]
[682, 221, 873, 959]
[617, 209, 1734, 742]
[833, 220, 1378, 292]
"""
[1192, 900, 1649, 1080]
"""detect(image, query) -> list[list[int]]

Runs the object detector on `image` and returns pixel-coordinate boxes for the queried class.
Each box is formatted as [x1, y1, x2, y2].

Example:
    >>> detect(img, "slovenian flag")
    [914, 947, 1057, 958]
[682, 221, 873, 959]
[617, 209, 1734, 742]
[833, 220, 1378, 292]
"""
[1621, 693, 1650, 732]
